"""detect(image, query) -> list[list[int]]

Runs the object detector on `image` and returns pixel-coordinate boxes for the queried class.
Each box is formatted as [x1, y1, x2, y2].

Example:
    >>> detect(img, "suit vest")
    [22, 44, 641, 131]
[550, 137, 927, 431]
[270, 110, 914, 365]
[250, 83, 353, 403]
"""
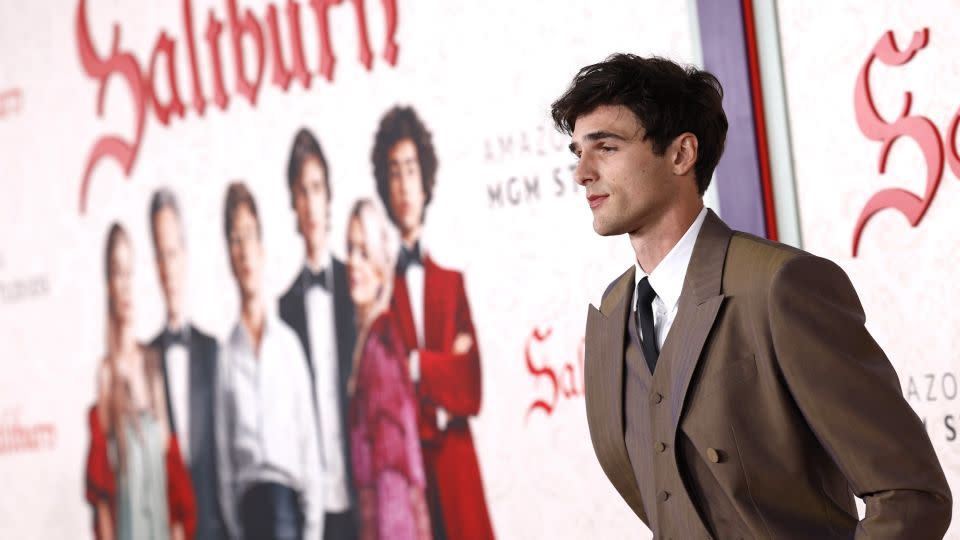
[624, 315, 747, 539]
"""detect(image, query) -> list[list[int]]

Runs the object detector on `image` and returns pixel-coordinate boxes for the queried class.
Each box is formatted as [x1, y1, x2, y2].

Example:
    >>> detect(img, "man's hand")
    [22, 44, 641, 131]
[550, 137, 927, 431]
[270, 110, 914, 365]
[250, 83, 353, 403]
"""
[452, 332, 473, 355]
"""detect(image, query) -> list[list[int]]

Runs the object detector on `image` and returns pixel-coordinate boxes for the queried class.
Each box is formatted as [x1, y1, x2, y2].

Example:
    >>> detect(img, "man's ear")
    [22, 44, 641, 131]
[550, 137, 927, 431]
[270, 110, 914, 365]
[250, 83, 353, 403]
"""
[672, 133, 698, 177]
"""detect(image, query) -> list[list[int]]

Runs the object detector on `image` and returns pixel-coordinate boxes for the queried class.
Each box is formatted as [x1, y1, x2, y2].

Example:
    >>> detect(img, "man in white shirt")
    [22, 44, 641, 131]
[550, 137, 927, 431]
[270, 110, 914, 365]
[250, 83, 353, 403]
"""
[148, 187, 226, 540]
[217, 182, 323, 540]
[278, 128, 358, 540]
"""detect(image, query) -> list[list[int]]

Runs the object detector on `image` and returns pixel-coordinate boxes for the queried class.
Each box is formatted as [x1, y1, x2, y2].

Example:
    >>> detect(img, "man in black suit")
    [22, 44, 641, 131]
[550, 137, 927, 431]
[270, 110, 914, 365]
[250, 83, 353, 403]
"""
[148, 187, 226, 540]
[279, 128, 358, 540]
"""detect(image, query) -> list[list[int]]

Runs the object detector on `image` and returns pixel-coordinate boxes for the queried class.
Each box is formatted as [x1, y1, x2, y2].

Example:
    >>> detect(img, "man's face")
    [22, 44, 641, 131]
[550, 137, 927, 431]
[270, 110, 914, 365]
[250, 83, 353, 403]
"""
[228, 205, 263, 301]
[152, 207, 185, 318]
[570, 105, 676, 236]
[108, 236, 134, 325]
[387, 138, 425, 238]
[292, 157, 329, 256]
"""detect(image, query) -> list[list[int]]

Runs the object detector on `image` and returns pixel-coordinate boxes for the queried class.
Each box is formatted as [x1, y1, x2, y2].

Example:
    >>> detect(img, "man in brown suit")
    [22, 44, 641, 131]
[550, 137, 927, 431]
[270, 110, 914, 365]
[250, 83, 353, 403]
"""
[552, 53, 952, 539]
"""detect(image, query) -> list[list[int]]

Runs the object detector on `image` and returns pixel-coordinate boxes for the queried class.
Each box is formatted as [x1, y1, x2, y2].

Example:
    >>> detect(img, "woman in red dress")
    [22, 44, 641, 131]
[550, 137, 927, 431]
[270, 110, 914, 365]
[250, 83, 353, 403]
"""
[84, 222, 196, 540]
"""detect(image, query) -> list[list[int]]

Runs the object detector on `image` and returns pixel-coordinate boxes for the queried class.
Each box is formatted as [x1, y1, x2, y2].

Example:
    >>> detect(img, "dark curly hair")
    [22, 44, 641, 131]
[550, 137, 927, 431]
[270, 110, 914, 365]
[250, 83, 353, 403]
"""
[371, 106, 438, 225]
[551, 53, 728, 194]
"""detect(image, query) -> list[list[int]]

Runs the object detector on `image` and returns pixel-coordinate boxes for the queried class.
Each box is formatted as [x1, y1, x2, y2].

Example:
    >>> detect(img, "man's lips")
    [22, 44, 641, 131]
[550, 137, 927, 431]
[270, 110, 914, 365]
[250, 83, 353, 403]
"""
[587, 194, 609, 209]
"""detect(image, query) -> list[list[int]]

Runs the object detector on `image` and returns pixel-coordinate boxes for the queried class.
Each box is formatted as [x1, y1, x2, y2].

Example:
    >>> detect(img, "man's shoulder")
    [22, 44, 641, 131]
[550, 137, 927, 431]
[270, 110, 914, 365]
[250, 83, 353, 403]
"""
[148, 330, 163, 349]
[279, 274, 301, 300]
[272, 316, 304, 348]
[726, 231, 809, 276]
[424, 255, 466, 292]
[724, 232, 850, 295]
[278, 272, 303, 313]
[425, 255, 462, 277]
[270, 319, 315, 388]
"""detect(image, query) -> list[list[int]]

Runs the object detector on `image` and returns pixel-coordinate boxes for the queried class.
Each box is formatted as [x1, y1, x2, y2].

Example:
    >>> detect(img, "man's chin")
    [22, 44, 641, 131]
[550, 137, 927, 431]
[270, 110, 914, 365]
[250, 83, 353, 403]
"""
[592, 219, 622, 237]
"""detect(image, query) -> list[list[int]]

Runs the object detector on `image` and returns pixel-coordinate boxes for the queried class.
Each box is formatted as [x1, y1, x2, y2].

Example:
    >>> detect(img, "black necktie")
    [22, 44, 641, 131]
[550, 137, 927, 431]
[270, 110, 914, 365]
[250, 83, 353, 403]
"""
[305, 267, 328, 290]
[635, 277, 659, 373]
[397, 242, 423, 276]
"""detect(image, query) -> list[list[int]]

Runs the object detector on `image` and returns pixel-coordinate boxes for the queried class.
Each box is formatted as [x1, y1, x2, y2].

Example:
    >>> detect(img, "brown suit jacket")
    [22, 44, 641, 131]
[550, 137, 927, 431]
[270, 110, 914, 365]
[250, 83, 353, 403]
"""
[584, 210, 951, 539]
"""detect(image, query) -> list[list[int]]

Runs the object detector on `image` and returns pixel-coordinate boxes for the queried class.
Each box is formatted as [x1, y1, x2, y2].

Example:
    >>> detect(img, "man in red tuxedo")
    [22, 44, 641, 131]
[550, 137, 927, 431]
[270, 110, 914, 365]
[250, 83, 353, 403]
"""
[372, 106, 495, 540]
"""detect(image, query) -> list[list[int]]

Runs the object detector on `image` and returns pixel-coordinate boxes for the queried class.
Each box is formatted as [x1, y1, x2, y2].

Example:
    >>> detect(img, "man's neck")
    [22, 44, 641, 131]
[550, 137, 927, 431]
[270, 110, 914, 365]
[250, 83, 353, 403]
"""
[166, 309, 185, 332]
[240, 296, 265, 355]
[629, 201, 704, 274]
[401, 227, 422, 250]
[305, 239, 329, 272]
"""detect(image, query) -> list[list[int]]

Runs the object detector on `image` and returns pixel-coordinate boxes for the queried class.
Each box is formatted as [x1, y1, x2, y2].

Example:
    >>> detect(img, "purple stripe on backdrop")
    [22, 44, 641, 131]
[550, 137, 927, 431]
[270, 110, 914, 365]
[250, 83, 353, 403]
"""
[695, 0, 767, 237]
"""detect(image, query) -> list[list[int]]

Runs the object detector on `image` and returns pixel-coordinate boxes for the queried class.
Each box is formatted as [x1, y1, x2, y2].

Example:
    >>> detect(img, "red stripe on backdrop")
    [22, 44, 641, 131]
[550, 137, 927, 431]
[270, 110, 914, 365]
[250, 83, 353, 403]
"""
[741, 0, 779, 241]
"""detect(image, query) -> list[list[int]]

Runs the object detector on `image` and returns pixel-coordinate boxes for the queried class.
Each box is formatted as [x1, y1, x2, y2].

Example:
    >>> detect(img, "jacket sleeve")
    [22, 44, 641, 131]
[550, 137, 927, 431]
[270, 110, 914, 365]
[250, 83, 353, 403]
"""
[769, 254, 951, 539]
[417, 272, 482, 417]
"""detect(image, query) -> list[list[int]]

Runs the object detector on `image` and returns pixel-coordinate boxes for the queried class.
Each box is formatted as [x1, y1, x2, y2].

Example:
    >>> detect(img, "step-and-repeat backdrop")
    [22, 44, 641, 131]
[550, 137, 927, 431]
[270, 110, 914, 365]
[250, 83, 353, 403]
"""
[0, 0, 695, 538]
[3, 0, 960, 538]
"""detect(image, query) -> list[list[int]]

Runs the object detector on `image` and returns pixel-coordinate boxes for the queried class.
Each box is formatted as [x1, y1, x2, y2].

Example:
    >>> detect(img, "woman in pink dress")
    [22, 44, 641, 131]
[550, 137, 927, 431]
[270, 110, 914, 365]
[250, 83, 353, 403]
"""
[347, 199, 432, 540]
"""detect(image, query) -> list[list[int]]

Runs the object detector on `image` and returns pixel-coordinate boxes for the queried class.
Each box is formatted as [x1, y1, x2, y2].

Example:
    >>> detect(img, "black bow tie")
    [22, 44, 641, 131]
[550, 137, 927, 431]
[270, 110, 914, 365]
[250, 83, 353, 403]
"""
[305, 267, 328, 290]
[397, 243, 423, 276]
[164, 327, 189, 347]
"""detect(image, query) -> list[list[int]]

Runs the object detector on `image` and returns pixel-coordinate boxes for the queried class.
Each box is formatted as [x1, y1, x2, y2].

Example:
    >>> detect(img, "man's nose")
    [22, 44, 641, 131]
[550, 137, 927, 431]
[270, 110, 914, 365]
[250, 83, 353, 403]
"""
[574, 155, 595, 186]
[399, 174, 413, 194]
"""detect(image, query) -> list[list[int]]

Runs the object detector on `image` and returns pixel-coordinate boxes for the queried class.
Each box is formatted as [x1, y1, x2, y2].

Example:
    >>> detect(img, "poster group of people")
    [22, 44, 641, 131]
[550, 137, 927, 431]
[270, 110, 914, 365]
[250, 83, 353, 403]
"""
[83, 106, 496, 540]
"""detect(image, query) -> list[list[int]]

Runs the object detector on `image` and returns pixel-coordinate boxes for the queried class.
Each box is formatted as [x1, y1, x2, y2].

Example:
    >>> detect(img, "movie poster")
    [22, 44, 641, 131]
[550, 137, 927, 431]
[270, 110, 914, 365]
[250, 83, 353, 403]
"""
[0, 1, 697, 537]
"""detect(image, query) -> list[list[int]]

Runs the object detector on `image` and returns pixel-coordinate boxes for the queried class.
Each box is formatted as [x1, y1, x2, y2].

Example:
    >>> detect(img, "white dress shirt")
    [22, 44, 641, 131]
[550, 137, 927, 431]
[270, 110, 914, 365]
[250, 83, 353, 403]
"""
[403, 244, 450, 428]
[164, 329, 190, 463]
[632, 207, 709, 348]
[405, 258, 426, 349]
[216, 312, 324, 540]
[303, 255, 350, 512]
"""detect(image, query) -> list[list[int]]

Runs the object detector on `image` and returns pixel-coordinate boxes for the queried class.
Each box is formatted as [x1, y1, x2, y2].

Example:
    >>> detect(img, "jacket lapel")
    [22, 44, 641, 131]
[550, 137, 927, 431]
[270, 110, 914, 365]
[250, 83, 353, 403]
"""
[422, 256, 440, 350]
[392, 273, 419, 352]
[659, 209, 732, 436]
[290, 276, 314, 378]
[187, 326, 211, 465]
[585, 266, 646, 520]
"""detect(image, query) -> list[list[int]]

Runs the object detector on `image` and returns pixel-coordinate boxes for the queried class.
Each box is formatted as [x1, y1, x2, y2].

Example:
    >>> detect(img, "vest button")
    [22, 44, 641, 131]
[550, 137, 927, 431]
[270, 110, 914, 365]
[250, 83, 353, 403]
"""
[707, 447, 722, 463]
[651, 392, 663, 404]
[656, 441, 667, 453]
[659, 490, 670, 501]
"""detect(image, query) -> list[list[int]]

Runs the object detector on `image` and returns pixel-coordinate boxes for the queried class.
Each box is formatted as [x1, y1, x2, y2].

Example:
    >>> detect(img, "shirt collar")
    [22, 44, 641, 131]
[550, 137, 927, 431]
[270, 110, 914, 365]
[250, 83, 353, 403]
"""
[230, 309, 275, 353]
[634, 207, 709, 311]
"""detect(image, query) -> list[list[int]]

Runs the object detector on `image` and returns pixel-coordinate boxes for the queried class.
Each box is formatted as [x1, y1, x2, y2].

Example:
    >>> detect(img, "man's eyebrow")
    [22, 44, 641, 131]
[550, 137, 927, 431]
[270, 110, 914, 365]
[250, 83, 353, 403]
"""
[585, 130, 628, 142]
[569, 130, 629, 153]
